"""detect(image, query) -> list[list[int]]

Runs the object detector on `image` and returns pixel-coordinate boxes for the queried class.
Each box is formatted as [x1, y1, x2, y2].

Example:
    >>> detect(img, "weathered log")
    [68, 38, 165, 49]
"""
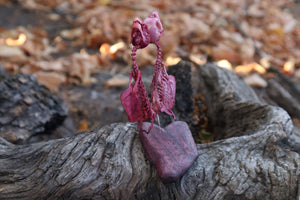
[266, 78, 300, 120]
[0, 67, 68, 144]
[190, 62, 299, 199]
[0, 62, 299, 199]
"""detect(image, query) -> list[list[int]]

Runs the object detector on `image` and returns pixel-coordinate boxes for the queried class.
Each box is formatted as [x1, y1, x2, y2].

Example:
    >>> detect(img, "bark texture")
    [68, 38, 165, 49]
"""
[0, 68, 68, 143]
[0, 62, 299, 200]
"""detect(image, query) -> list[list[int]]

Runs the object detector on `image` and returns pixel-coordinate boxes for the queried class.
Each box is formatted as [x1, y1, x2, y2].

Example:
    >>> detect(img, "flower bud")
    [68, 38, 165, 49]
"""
[143, 11, 164, 43]
[131, 18, 150, 48]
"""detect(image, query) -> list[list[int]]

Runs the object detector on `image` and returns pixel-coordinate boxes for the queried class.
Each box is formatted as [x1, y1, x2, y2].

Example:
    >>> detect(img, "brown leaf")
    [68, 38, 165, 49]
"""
[247, 4, 265, 18]
[0, 45, 27, 63]
[240, 38, 255, 62]
[77, 119, 89, 132]
[32, 60, 65, 72]
[34, 71, 66, 92]
[67, 53, 99, 85]
[180, 13, 211, 42]
[211, 44, 241, 64]
[244, 73, 267, 88]
[60, 28, 84, 40]
[105, 74, 129, 88]
[234, 63, 266, 76]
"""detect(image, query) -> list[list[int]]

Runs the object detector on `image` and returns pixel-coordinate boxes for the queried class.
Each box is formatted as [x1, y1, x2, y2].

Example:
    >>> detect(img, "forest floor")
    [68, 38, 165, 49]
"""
[0, 0, 300, 142]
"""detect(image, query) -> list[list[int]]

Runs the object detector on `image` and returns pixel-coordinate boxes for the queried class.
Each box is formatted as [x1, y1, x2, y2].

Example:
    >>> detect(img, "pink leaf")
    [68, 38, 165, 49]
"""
[151, 69, 176, 117]
[121, 69, 156, 131]
[120, 70, 143, 122]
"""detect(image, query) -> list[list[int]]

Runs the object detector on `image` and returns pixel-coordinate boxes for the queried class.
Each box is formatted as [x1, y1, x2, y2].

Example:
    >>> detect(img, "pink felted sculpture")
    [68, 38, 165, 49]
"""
[121, 11, 198, 184]
[121, 11, 176, 132]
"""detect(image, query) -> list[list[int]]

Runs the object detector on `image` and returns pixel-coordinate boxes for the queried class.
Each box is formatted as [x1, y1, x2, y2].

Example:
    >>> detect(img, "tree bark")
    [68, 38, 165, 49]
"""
[0, 62, 299, 200]
[0, 68, 68, 144]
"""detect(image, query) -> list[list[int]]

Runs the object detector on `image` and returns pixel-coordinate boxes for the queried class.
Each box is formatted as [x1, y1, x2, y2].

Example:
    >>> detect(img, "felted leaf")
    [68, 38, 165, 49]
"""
[120, 70, 143, 122]
[151, 69, 176, 117]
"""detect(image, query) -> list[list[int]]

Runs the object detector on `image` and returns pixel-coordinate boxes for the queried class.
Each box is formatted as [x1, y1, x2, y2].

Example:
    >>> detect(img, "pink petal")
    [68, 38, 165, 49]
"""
[131, 18, 150, 48]
[143, 11, 164, 43]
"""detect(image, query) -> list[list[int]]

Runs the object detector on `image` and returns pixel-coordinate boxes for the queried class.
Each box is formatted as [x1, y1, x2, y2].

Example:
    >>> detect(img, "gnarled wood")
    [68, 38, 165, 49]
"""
[0, 62, 299, 199]
[0, 67, 68, 144]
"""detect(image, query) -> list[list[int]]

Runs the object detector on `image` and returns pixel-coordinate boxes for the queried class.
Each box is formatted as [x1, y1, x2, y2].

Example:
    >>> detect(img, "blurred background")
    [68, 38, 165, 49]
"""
[0, 0, 299, 140]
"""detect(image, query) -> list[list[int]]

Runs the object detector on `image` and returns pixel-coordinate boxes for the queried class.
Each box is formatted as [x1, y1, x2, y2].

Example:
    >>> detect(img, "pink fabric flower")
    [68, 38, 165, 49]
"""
[131, 18, 150, 48]
[143, 11, 164, 43]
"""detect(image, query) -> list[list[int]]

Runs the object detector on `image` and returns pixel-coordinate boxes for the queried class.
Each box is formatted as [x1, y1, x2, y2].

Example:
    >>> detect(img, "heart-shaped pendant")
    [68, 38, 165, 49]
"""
[139, 121, 198, 183]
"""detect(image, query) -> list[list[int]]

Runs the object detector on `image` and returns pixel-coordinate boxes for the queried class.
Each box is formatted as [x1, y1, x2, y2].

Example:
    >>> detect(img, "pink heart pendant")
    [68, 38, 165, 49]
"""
[139, 121, 198, 183]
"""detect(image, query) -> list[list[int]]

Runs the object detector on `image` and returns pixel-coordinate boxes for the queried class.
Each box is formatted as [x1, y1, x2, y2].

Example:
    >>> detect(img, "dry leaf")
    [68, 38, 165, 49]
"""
[60, 28, 83, 40]
[105, 74, 129, 88]
[66, 53, 99, 85]
[247, 4, 265, 18]
[32, 60, 65, 72]
[0, 45, 27, 63]
[235, 62, 266, 76]
[240, 38, 255, 62]
[244, 73, 267, 88]
[34, 71, 66, 92]
[136, 48, 156, 67]
[77, 119, 89, 132]
[181, 13, 211, 42]
[283, 58, 295, 75]
[0, 0, 299, 91]
[211, 44, 241, 64]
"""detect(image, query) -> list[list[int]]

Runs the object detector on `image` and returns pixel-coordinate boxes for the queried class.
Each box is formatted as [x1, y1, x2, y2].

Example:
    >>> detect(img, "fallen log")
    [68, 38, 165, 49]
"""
[267, 78, 300, 120]
[0, 66, 68, 144]
[0, 62, 299, 199]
